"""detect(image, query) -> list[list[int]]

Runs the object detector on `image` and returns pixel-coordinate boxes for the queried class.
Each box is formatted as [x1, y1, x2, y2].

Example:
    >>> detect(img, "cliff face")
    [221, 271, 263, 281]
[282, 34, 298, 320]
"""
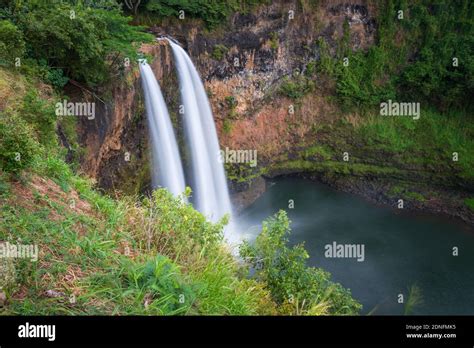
[151, 1, 376, 160]
[76, 41, 177, 195]
[75, 0, 473, 225]
[78, 0, 376, 196]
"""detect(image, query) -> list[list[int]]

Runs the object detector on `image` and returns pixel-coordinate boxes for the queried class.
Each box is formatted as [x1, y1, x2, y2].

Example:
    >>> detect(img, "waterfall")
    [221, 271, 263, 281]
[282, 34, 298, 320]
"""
[139, 41, 239, 246]
[168, 40, 237, 242]
[168, 41, 233, 218]
[139, 61, 186, 197]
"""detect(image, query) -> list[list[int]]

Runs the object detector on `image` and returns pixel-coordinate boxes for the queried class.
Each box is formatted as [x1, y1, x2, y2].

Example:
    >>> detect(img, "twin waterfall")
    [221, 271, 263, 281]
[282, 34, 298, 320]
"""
[139, 39, 237, 244]
[139, 63, 186, 197]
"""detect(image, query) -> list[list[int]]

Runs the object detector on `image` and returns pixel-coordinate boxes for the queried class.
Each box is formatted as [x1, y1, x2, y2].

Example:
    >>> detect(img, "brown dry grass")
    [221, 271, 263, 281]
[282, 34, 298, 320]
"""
[9, 174, 94, 232]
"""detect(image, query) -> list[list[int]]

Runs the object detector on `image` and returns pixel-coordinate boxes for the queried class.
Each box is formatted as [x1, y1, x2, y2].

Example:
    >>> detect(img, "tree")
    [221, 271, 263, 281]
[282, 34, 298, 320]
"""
[0, 20, 25, 66]
[3, 0, 153, 86]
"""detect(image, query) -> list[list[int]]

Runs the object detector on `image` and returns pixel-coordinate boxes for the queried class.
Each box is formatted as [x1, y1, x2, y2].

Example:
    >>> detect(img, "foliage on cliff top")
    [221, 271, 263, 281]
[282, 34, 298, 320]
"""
[318, 0, 474, 113]
[127, 0, 270, 28]
[1, 0, 153, 86]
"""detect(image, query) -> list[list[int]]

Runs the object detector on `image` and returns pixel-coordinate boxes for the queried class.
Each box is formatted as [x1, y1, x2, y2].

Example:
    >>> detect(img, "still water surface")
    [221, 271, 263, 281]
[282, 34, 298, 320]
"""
[239, 177, 474, 314]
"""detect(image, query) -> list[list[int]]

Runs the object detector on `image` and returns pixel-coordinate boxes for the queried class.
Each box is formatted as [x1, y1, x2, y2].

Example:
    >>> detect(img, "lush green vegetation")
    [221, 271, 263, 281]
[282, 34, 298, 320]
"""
[0, 112, 38, 174]
[276, 0, 472, 117]
[0, 0, 361, 315]
[317, 0, 474, 112]
[388, 185, 426, 202]
[1, 0, 153, 86]
[125, 0, 270, 28]
[240, 211, 361, 315]
[465, 198, 474, 212]
[269, 0, 473, 208]
[302, 145, 332, 161]
[0, 163, 360, 314]
[357, 109, 474, 180]
[2, 0, 469, 318]
[279, 75, 315, 99]
[0, 169, 268, 314]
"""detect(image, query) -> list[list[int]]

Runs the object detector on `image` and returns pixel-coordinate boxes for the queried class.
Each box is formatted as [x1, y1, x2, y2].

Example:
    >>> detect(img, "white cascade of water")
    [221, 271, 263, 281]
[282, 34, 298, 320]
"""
[139, 61, 186, 197]
[167, 40, 238, 244]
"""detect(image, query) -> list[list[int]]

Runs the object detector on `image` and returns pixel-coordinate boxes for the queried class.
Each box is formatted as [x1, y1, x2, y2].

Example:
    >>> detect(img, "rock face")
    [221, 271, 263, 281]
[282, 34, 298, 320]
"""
[231, 176, 267, 213]
[75, 1, 390, 210]
[76, 41, 177, 196]
[77, 0, 377, 199]
[149, 1, 376, 156]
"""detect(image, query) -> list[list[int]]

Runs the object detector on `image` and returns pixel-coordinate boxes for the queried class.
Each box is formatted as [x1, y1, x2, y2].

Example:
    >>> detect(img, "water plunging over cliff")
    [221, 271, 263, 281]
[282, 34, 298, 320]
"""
[140, 40, 238, 245]
[139, 61, 186, 197]
[168, 40, 233, 224]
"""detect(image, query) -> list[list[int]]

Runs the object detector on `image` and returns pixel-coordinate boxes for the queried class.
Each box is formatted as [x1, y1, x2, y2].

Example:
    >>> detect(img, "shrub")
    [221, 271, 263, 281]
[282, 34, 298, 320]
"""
[45, 67, 69, 90]
[35, 154, 74, 191]
[6, 1, 153, 86]
[240, 210, 362, 315]
[316, 0, 474, 112]
[465, 198, 474, 212]
[335, 47, 397, 110]
[305, 60, 317, 77]
[212, 44, 228, 60]
[0, 20, 25, 66]
[132, 188, 226, 262]
[143, 0, 270, 28]
[121, 254, 196, 314]
[123, 189, 273, 315]
[222, 118, 232, 134]
[145, 0, 236, 28]
[269, 31, 279, 50]
[18, 59, 69, 90]
[0, 111, 40, 173]
[20, 90, 57, 149]
[225, 95, 237, 108]
[279, 76, 315, 99]
[397, 0, 474, 110]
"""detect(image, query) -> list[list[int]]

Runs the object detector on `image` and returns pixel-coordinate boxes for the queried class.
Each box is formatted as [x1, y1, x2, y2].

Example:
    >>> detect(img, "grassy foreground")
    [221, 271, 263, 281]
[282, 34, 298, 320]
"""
[0, 162, 361, 315]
